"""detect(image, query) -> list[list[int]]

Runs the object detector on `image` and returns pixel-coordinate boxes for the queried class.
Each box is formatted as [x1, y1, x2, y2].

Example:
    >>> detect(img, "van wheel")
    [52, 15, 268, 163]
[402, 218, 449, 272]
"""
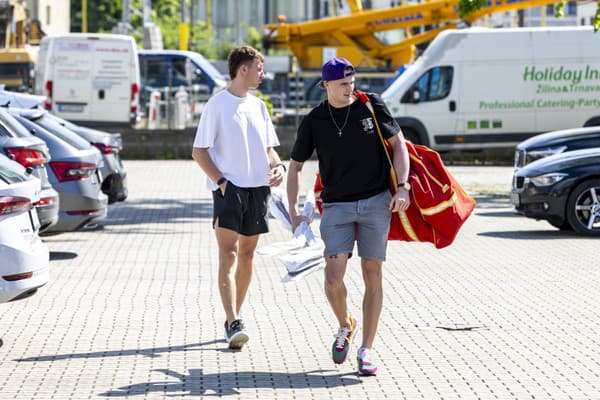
[566, 179, 600, 236]
[402, 128, 420, 144]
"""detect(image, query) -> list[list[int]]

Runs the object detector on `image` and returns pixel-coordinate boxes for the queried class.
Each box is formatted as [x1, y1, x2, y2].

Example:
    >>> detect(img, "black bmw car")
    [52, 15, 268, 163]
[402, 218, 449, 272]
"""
[514, 126, 600, 169]
[511, 148, 600, 235]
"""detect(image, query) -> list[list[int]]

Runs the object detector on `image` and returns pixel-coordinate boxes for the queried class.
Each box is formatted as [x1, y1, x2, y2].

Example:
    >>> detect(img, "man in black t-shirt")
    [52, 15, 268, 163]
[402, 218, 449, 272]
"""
[286, 58, 411, 376]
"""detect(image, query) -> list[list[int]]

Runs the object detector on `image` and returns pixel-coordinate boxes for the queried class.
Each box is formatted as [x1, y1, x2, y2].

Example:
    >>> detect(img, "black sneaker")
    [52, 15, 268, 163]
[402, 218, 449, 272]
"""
[225, 319, 249, 350]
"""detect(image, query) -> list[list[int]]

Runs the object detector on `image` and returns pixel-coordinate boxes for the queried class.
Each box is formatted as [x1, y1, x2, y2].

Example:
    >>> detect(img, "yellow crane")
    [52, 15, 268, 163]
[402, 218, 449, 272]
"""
[264, 0, 572, 71]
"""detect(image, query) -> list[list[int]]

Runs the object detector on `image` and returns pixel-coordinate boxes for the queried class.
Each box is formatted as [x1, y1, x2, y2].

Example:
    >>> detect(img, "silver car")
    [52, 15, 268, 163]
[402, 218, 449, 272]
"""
[42, 114, 128, 203]
[11, 109, 108, 233]
[0, 153, 49, 303]
[0, 90, 128, 203]
[0, 108, 59, 232]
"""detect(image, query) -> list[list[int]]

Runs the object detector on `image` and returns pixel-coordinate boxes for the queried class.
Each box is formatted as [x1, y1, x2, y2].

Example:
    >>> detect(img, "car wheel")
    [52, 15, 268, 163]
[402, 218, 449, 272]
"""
[566, 179, 600, 236]
[402, 128, 420, 144]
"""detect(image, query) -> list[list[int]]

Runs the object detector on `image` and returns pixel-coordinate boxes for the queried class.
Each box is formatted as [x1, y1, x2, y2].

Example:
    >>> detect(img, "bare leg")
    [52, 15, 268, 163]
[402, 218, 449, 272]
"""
[215, 224, 239, 325]
[324, 254, 352, 328]
[361, 258, 383, 349]
[235, 234, 260, 315]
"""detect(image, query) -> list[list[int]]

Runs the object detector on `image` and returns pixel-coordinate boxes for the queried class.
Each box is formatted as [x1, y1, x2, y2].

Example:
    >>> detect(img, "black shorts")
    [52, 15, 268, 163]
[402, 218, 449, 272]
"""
[212, 182, 271, 236]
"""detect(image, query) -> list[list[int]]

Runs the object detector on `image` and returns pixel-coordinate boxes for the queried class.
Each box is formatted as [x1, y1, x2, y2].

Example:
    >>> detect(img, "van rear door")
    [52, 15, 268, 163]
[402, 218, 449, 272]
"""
[52, 39, 93, 120]
[90, 39, 135, 123]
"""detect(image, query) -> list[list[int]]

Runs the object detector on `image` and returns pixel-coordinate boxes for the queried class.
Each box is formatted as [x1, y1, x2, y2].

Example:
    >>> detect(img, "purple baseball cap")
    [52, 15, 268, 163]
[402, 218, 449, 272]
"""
[319, 57, 355, 88]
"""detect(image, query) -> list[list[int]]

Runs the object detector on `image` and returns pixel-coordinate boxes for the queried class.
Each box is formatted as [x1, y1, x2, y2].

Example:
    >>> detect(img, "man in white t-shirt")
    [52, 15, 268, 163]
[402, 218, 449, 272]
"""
[192, 46, 285, 350]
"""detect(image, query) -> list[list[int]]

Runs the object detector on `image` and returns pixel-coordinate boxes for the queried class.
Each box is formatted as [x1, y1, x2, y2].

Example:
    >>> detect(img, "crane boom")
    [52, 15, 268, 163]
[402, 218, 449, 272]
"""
[264, 0, 575, 70]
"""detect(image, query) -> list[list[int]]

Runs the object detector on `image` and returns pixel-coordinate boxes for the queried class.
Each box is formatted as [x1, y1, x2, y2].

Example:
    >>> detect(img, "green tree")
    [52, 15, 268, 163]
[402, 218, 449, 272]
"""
[70, 0, 121, 33]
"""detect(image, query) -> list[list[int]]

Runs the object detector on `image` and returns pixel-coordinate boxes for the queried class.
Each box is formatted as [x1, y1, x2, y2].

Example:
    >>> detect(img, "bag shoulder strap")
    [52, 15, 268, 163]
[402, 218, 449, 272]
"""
[354, 90, 399, 187]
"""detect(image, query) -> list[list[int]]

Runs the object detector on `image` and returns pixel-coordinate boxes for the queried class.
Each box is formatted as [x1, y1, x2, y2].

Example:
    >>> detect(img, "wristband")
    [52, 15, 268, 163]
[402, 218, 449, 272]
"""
[216, 177, 227, 186]
[274, 163, 287, 173]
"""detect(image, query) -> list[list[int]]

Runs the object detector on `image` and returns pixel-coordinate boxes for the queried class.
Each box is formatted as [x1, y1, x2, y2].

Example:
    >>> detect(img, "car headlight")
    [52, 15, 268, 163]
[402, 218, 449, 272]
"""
[528, 173, 568, 187]
[526, 145, 567, 164]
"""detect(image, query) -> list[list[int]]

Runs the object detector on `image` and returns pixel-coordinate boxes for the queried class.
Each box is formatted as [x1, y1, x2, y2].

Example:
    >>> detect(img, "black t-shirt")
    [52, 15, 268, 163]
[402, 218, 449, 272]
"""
[291, 93, 400, 203]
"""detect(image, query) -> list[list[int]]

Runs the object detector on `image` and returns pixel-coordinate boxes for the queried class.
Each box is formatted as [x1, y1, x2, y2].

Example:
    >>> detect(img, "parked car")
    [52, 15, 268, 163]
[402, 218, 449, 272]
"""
[511, 148, 600, 235]
[43, 113, 128, 203]
[514, 127, 600, 169]
[0, 90, 128, 203]
[0, 153, 49, 303]
[11, 110, 108, 233]
[0, 108, 59, 232]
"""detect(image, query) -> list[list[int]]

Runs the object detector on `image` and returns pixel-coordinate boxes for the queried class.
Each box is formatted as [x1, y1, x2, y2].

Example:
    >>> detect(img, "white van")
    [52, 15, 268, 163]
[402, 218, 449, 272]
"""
[34, 33, 140, 127]
[382, 27, 600, 150]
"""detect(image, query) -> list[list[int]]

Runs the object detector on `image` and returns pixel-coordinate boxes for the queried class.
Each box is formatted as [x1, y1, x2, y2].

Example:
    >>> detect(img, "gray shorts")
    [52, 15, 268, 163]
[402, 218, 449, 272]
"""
[319, 190, 392, 261]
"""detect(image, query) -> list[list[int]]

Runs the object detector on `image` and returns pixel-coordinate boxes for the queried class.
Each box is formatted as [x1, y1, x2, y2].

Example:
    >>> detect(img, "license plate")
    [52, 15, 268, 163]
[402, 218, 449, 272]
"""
[57, 104, 84, 112]
[510, 192, 520, 207]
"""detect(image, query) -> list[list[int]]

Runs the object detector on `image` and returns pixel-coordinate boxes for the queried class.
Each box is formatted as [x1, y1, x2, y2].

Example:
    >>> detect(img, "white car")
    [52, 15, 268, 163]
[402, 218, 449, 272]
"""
[0, 154, 49, 303]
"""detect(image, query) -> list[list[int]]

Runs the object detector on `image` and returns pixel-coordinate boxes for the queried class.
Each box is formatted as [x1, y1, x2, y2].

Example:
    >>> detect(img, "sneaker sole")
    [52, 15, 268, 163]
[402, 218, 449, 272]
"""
[358, 369, 377, 376]
[228, 331, 249, 350]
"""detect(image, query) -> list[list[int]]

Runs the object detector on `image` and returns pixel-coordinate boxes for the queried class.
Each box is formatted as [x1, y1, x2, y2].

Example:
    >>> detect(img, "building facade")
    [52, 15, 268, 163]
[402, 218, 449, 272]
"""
[25, 0, 70, 35]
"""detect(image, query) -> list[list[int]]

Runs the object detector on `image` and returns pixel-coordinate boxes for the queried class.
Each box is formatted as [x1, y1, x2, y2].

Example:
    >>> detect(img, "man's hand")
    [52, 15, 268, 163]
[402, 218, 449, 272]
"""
[269, 165, 284, 187]
[219, 180, 228, 196]
[290, 214, 309, 233]
[389, 189, 411, 212]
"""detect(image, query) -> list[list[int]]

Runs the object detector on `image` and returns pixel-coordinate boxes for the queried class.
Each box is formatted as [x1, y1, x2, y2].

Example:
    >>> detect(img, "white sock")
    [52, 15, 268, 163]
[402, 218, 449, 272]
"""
[358, 347, 369, 357]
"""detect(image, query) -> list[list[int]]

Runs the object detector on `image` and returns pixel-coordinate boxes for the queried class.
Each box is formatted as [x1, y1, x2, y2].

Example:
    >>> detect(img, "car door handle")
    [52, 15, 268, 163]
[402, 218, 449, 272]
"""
[98, 89, 105, 100]
[449, 100, 456, 112]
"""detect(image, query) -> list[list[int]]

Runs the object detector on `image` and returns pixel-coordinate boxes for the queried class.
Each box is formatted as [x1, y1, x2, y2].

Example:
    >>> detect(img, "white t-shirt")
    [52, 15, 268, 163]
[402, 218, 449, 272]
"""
[193, 90, 280, 191]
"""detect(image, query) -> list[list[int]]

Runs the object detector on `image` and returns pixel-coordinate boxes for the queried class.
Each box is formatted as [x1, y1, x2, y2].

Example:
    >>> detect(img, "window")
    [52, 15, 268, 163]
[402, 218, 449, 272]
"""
[172, 57, 189, 87]
[142, 58, 169, 87]
[401, 66, 453, 103]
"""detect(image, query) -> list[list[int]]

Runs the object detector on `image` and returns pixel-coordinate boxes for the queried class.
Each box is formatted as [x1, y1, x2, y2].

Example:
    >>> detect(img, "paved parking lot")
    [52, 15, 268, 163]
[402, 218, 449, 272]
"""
[1, 160, 599, 399]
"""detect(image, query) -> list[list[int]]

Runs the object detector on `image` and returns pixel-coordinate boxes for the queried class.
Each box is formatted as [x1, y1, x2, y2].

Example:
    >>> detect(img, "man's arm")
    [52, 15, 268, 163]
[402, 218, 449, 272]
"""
[192, 147, 227, 193]
[287, 159, 306, 231]
[386, 133, 411, 211]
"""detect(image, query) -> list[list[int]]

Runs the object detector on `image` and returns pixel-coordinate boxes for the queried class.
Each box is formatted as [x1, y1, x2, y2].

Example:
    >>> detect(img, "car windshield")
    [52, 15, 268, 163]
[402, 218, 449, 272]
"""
[32, 115, 91, 150]
[0, 154, 28, 183]
[189, 53, 223, 83]
[44, 113, 78, 130]
[0, 110, 37, 138]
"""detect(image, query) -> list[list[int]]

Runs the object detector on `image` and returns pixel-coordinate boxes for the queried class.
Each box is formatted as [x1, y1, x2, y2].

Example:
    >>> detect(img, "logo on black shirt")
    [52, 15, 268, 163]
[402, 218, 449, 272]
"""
[361, 117, 374, 134]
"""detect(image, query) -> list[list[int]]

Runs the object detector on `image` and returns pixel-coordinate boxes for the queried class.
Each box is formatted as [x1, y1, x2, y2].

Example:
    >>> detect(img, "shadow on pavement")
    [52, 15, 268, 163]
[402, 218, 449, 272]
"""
[14, 340, 223, 362]
[475, 210, 521, 218]
[98, 368, 361, 397]
[478, 230, 584, 240]
[49, 251, 78, 261]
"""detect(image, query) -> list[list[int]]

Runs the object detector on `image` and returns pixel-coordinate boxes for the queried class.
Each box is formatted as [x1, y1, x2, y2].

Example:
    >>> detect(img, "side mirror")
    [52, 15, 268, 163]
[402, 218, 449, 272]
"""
[411, 89, 420, 103]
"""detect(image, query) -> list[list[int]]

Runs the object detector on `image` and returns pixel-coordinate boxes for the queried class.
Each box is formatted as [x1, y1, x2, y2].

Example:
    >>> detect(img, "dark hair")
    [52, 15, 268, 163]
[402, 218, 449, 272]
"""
[228, 46, 265, 80]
